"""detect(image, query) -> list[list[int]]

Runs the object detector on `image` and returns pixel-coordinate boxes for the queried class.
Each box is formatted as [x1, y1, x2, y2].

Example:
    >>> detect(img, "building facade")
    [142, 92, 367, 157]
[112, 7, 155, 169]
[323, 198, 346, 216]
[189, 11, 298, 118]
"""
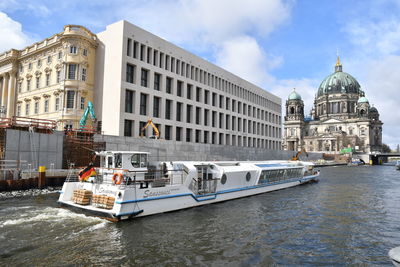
[95, 21, 282, 149]
[0, 25, 97, 130]
[283, 57, 383, 154]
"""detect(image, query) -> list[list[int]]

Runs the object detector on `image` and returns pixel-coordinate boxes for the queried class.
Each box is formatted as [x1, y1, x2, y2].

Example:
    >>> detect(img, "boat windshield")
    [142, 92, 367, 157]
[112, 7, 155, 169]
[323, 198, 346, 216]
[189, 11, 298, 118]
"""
[131, 153, 148, 168]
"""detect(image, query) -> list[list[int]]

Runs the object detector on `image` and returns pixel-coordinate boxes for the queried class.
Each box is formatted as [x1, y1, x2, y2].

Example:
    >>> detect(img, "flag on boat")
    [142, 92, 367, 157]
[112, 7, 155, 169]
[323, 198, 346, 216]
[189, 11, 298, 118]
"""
[79, 165, 96, 181]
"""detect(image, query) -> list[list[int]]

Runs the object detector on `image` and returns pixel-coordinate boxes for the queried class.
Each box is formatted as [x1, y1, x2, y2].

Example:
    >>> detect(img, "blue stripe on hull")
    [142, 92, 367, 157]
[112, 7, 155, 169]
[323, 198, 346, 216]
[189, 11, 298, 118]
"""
[115, 174, 318, 204]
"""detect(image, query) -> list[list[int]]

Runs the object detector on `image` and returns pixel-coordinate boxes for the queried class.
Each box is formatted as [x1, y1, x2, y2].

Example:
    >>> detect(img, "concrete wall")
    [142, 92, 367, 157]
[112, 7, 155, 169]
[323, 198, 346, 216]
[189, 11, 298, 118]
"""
[5, 129, 64, 169]
[95, 134, 323, 162]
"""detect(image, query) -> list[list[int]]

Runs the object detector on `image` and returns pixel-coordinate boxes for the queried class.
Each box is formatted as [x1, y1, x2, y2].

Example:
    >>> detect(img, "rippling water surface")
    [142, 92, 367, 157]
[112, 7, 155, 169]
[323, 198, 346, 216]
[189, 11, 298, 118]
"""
[1, 166, 400, 266]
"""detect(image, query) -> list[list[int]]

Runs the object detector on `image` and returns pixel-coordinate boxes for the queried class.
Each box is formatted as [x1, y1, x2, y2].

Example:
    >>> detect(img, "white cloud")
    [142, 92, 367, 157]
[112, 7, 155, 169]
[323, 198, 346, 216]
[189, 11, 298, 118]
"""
[0, 12, 31, 53]
[343, 12, 400, 148]
[216, 36, 280, 87]
[111, 0, 292, 87]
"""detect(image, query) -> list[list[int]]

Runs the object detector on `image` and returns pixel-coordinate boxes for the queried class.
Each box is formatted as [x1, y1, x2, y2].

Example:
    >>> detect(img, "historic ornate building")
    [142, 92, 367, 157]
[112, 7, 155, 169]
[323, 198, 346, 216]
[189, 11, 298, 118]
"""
[283, 57, 383, 153]
[0, 25, 97, 130]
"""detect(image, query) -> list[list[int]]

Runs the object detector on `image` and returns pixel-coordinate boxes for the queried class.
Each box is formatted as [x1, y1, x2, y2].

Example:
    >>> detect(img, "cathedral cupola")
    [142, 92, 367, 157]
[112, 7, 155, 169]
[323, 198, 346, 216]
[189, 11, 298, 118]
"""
[357, 96, 369, 117]
[285, 88, 304, 121]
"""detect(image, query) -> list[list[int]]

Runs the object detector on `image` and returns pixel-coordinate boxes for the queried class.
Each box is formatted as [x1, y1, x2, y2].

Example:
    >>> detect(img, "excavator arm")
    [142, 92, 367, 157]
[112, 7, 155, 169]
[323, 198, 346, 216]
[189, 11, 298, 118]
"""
[79, 101, 97, 127]
[291, 148, 308, 161]
[140, 119, 160, 139]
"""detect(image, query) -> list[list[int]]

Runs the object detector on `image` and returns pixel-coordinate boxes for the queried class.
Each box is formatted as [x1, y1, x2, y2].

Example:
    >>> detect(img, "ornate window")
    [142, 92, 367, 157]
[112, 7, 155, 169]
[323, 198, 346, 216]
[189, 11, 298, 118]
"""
[80, 97, 85, 109]
[81, 68, 87, 81]
[27, 80, 31, 91]
[25, 103, 30, 116]
[70, 46, 77, 54]
[46, 74, 50, 86]
[44, 99, 49, 113]
[83, 49, 88, 56]
[68, 64, 76, 79]
[56, 70, 61, 83]
[66, 91, 75, 108]
[55, 97, 60, 111]
[34, 101, 39, 114]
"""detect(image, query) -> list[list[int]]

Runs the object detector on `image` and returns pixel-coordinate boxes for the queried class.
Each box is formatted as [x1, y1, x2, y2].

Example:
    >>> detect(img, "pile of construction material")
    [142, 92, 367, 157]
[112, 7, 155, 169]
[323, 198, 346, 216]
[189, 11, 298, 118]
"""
[92, 194, 115, 209]
[72, 189, 92, 205]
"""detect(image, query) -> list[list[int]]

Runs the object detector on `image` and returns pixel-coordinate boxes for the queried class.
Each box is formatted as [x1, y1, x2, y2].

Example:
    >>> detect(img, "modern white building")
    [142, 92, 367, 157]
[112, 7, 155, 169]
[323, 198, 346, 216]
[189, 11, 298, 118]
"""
[95, 20, 282, 149]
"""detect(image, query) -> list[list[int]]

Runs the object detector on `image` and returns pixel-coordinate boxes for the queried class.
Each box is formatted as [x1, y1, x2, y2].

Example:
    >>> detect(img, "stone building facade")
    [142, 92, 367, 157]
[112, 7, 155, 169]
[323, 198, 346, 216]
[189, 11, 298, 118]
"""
[95, 20, 282, 149]
[283, 58, 383, 154]
[0, 25, 97, 130]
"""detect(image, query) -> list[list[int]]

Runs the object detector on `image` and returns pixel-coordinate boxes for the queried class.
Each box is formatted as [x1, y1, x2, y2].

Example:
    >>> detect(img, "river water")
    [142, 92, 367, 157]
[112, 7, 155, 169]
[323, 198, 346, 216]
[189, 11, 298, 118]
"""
[1, 165, 400, 266]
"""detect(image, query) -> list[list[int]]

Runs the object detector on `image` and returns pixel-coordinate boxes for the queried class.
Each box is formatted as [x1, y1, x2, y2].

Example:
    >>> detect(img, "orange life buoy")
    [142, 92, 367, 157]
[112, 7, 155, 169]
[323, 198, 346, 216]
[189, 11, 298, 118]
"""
[112, 173, 124, 185]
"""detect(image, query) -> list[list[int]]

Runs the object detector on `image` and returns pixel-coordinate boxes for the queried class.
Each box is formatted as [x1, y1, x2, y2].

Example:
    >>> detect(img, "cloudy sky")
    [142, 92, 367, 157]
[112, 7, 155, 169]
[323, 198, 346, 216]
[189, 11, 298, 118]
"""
[1, 0, 399, 149]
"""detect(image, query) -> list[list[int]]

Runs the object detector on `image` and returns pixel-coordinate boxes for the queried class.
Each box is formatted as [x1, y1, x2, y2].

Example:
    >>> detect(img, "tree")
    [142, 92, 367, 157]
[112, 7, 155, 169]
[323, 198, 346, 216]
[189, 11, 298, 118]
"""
[397, 144, 400, 153]
[382, 143, 391, 153]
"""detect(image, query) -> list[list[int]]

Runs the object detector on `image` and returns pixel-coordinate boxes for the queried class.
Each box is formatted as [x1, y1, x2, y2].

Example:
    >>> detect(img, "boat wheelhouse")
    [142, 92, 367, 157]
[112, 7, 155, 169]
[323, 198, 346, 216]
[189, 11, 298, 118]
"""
[58, 151, 320, 221]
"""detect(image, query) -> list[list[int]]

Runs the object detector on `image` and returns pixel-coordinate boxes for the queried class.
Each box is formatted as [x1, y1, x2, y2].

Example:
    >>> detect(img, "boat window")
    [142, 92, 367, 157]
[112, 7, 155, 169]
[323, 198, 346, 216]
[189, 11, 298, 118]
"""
[131, 154, 140, 168]
[131, 154, 148, 168]
[221, 174, 227, 184]
[107, 156, 113, 169]
[246, 172, 251, 182]
[140, 154, 148, 168]
[115, 153, 122, 168]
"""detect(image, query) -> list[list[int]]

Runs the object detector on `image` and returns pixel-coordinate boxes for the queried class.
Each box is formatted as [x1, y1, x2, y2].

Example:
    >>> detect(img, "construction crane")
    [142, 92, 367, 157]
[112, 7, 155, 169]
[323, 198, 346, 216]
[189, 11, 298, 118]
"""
[291, 148, 308, 161]
[79, 101, 97, 129]
[140, 119, 160, 139]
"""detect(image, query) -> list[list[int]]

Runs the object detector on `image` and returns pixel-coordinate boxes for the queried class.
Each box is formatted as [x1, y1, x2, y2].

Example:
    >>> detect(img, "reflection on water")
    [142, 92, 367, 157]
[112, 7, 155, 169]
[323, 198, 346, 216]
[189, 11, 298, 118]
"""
[1, 166, 400, 266]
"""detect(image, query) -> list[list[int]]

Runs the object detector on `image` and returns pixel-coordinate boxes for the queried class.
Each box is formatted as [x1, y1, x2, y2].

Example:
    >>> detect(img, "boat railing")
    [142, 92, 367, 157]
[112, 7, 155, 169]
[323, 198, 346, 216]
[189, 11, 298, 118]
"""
[93, 168, 186, 187]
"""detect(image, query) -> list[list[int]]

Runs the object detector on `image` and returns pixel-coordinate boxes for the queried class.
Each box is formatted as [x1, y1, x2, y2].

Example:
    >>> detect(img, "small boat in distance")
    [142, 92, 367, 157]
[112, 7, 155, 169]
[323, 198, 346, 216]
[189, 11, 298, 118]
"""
[58, 151, 320, 221]
[396, 160, 400, 171]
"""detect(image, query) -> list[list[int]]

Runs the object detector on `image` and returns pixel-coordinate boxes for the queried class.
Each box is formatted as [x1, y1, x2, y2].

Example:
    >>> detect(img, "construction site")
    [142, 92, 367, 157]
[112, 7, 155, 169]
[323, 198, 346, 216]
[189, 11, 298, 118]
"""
[0, 115, 104, 191]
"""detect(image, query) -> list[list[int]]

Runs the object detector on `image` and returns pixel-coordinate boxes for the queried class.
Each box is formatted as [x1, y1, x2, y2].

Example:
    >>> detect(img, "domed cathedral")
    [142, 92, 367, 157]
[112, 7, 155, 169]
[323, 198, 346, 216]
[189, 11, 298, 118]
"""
[283, 57, 383, 154]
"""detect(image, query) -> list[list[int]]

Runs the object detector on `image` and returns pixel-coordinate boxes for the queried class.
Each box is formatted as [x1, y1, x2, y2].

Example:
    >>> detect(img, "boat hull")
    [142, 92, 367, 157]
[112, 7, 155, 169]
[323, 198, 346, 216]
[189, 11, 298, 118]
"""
[58, 173, 319, 221]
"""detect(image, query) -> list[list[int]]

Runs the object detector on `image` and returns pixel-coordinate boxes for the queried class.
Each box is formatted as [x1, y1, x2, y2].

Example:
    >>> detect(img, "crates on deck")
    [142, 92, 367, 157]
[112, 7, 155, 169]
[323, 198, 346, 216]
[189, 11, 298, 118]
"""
[72, 189, 115, 209]
[92, 194, 115, 210]
[72, 189, 93, 205]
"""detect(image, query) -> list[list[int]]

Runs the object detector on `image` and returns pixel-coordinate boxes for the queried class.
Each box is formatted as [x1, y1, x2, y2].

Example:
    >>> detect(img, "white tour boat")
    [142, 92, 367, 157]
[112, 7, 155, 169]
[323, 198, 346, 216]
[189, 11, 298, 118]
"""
[58, 151, 320, 221]
[396, 160, 400, 170]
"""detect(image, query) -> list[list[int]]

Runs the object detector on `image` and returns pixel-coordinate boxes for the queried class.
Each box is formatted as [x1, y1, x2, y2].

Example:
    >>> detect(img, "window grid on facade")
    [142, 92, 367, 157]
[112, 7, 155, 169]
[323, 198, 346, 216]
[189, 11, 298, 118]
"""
[141, 69, 148, 87]
[118, 36, 282, 150]
[140, 93, 147, 115]
[153, 96, 160, 118]
[126, 64, 135, 83]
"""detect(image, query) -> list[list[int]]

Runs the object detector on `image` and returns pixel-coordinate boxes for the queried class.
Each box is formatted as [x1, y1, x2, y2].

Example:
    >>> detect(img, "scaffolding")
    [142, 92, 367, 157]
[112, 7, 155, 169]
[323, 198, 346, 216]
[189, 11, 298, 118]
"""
[63, 127, 105, 168]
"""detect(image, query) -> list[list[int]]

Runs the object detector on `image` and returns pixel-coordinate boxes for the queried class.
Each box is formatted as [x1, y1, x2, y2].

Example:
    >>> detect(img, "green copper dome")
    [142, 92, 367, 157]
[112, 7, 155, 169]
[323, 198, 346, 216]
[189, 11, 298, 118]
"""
[358, 96, 369, 103]
[317, 58, 361, 97]
[288, 89, 302, 100]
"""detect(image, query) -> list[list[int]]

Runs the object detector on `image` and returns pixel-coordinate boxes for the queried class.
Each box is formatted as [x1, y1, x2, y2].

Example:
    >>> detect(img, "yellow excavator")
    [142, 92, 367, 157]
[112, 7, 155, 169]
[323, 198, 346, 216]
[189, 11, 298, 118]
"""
[140, 119, 160, 139]
[291, 148, 308, 161]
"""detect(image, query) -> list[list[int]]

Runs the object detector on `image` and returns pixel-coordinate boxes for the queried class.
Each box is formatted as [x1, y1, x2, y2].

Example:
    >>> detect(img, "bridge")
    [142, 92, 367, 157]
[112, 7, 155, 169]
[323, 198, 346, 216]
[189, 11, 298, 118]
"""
[369, 152, 400, 164]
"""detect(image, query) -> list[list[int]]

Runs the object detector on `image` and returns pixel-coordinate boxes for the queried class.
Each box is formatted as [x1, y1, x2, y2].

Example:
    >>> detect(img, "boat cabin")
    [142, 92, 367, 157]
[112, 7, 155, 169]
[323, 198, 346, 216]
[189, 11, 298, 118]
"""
[97, 151, 149, 171]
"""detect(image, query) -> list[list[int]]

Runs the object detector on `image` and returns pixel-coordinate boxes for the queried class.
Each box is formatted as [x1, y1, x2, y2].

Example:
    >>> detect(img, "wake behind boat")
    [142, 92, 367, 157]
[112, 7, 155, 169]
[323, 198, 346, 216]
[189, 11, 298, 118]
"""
[58, 151, 320, 221]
